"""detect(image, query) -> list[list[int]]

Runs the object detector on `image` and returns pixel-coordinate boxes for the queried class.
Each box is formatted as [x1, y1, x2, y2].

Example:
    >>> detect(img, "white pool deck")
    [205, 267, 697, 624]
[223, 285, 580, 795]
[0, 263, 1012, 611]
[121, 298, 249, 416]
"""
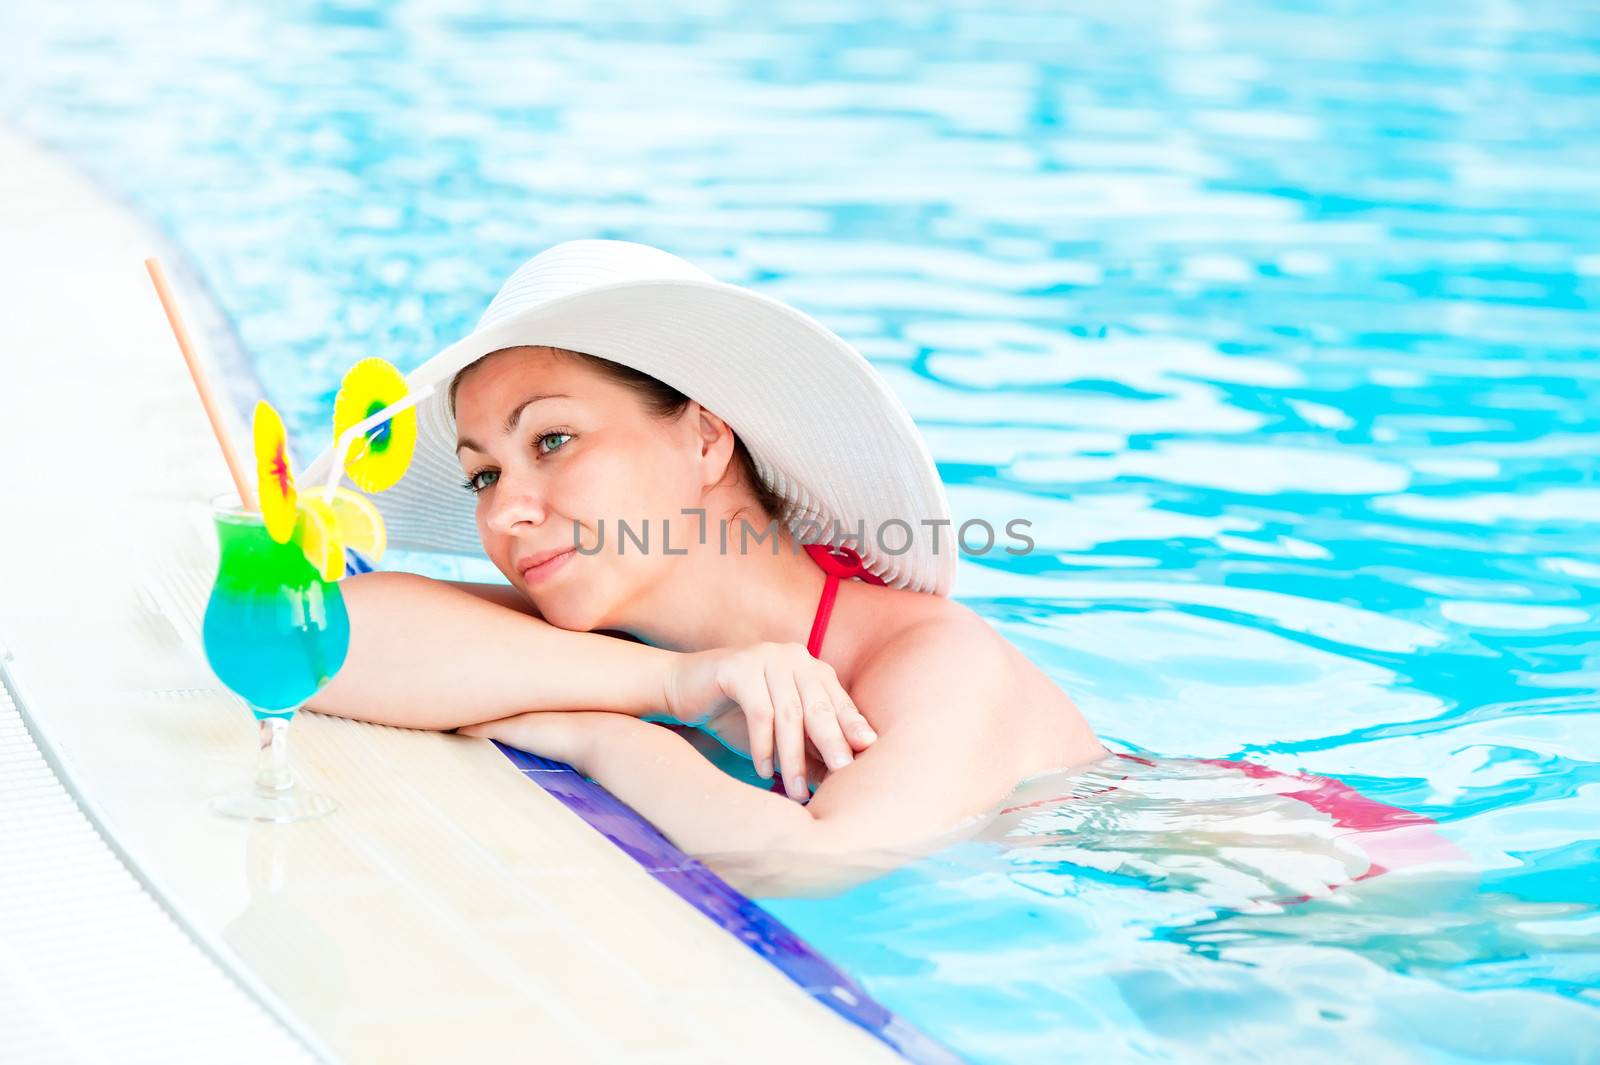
[0, 126, 902, 1064]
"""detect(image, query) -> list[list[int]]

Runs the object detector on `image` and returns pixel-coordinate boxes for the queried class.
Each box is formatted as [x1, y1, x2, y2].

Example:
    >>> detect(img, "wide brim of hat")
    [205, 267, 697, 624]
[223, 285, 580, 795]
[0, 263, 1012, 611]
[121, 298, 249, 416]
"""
[303, 277, 957, 596]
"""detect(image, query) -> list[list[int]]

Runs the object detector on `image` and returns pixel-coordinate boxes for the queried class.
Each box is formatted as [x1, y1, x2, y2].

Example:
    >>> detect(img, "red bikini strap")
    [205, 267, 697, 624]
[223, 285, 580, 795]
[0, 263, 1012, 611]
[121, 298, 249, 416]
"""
[803, 543, 886, 658]
[770, 543, 887, 798]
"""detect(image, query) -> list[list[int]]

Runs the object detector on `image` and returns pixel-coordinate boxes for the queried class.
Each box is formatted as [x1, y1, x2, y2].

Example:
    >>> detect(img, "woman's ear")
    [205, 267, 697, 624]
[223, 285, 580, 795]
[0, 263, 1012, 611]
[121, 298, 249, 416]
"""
[690, 402, 739, 490]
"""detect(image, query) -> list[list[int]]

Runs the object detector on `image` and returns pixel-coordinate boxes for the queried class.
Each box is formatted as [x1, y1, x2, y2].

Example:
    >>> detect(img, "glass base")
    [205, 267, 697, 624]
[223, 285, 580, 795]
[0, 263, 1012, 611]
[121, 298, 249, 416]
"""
[209, 712, 338, 822]
[209, 786, 338, 823]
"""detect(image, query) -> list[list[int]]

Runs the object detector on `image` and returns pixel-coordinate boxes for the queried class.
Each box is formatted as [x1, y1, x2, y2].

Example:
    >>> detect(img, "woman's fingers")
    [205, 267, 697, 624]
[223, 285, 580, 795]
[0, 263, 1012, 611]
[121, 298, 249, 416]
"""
[829, 674, 877, 752]
[804, 745, 830, 783]
[708, 642, 872, 801]
[719, 652, 776, 779]
[765, 665, 810, 802]
[794, 667, 856, 772]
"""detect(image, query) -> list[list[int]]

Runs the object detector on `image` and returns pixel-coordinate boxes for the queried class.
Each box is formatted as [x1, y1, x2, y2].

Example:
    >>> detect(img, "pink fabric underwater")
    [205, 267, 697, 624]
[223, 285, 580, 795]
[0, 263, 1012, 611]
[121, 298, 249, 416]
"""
[997, 750, 1467, 891]
[1189, 754, 1466, 883]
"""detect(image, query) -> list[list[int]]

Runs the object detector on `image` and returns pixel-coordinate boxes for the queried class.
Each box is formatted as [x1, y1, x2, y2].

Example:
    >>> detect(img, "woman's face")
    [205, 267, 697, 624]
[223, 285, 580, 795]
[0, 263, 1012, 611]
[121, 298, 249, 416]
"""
[452, 345, 732, 631]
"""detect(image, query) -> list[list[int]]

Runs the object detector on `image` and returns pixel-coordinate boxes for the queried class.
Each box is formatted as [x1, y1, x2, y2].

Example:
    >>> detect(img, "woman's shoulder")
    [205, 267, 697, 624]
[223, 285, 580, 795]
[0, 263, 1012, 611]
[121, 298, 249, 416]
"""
[845, 592, 1015, 727]
[844, 587, 1104, 775]
[851, 587, 1007, 665]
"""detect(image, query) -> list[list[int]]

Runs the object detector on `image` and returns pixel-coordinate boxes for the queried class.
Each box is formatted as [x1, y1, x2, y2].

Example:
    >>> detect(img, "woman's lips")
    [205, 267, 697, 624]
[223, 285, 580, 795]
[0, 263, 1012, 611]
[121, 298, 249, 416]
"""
[520, 548, 576, 585]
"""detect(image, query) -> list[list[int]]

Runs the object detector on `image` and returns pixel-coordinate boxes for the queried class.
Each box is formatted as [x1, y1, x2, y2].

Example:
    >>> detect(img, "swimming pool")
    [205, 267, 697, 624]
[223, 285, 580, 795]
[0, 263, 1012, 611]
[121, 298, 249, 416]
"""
[5, 1, 1596, 1060]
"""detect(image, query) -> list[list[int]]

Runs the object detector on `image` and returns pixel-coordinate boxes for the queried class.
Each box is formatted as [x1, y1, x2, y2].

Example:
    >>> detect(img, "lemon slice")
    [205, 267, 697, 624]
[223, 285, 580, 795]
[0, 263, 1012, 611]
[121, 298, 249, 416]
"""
[325, 486, 387, 563]
[295, 496, 346, 582]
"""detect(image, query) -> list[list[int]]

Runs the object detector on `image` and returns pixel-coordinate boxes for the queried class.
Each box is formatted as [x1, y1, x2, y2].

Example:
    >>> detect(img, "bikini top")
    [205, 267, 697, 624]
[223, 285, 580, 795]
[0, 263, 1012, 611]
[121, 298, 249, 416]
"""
[802, 542, 886, 658]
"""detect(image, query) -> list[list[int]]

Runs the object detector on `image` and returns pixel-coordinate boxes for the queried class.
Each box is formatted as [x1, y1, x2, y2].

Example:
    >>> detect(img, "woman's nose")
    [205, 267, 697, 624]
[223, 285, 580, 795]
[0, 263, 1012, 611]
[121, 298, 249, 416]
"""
[483, 477, 548, 535]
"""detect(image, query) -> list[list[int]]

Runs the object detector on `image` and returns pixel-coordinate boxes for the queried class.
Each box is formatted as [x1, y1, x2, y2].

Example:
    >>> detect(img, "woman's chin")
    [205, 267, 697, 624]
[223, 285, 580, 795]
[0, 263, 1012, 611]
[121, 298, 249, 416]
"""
[531, 596, 608, 633]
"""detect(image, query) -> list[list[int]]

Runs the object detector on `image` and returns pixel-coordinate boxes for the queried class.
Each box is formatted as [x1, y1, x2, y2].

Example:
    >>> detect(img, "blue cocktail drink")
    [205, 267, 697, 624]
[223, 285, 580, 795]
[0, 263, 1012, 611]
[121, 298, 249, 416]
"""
[204, 491, 348, 821]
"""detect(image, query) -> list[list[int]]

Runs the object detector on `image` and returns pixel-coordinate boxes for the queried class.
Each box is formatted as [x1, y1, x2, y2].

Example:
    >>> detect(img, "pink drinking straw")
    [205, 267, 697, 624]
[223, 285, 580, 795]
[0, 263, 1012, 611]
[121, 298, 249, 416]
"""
[145, 256, 258, 511]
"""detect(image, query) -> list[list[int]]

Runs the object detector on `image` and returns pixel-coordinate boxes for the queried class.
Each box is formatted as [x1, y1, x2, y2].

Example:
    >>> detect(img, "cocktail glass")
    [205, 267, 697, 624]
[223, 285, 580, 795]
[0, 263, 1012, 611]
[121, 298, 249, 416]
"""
[203, 490, 349, 821]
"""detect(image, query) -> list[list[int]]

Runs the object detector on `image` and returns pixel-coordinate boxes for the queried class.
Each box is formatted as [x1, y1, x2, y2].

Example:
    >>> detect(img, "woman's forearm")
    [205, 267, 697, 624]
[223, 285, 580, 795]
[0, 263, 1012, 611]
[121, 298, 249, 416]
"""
[304, 571, 673, 730]
[575, 722, 993, 896]
[483, 712, 816, 855]
[464, 712, 928, 897]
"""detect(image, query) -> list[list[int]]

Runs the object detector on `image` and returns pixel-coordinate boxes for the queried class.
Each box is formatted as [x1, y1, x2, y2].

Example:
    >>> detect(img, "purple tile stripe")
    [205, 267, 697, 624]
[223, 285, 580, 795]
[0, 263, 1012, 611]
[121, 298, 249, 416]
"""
[495, 743, 965, 1065]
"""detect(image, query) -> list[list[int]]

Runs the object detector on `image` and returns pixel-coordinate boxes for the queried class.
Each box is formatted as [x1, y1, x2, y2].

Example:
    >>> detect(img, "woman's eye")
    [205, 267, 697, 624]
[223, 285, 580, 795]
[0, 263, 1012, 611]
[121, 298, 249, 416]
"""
[460, 432, 570, 494]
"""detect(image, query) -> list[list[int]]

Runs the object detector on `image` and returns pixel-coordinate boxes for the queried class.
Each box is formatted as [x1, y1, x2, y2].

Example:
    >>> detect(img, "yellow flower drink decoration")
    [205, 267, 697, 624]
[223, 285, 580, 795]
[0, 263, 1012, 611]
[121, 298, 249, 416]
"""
[333, 357, 417, 493]
[253, 400, 299, 544]
[250, 367, 413, 581]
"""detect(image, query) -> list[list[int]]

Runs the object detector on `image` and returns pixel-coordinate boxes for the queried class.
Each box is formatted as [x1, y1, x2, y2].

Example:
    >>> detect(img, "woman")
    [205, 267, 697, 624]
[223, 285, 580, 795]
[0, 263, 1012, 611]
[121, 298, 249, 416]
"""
[304, 239, 1107, 886]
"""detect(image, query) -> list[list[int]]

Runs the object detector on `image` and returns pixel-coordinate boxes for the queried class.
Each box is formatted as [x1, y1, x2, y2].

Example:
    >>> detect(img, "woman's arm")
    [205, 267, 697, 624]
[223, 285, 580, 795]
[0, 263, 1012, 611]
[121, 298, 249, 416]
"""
[460, 617, 1025, 891]
[437, 577, 545, 619]
[305, 571, 672, 730]
[307, 573, 873, 779]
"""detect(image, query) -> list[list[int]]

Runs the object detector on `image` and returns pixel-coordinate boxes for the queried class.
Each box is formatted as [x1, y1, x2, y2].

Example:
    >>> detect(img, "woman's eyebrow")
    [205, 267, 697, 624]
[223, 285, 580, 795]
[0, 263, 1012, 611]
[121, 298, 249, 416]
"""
[455, 392, 571, 454]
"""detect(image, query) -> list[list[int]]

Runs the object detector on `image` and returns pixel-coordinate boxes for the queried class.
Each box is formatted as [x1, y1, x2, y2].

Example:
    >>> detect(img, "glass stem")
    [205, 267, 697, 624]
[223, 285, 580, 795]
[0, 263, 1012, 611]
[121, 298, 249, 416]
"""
[254, 716, 295, 795]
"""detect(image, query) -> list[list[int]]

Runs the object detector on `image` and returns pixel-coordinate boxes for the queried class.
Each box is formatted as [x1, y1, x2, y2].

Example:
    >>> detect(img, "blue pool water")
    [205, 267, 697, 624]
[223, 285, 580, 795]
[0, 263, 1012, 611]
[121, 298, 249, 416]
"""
[5, 2, 1597, 1061]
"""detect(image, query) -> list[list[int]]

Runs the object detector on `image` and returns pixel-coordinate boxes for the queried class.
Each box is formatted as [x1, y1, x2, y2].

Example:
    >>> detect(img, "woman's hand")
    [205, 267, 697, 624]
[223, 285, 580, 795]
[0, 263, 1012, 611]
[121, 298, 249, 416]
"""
[662, 642, 877, 802]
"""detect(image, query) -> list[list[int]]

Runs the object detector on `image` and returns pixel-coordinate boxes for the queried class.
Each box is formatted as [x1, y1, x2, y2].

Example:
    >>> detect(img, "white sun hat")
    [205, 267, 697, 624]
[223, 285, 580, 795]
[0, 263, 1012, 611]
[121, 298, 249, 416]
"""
[303, 238, 957, 596]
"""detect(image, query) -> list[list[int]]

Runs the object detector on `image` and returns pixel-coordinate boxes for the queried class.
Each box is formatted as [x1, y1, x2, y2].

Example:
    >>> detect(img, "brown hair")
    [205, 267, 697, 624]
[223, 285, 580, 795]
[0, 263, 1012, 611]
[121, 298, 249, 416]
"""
[448, 346, 788, 525]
